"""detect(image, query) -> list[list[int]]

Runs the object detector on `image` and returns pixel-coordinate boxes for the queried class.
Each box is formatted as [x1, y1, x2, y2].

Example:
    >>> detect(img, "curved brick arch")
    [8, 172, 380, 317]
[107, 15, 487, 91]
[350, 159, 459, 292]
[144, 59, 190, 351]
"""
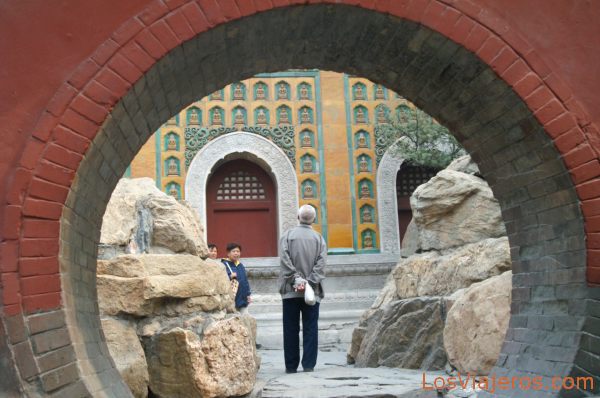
[1, 1, 599, 397]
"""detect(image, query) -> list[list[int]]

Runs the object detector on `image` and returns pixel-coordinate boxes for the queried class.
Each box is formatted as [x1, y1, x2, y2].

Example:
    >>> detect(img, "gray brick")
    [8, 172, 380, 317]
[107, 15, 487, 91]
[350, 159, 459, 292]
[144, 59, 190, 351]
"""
[37, 345, 76, 373]
[31, 328, 70, 355]
[40, 362, 79, 393]
[48, 380, 90, 398]
[13, 341, 39, 380]
[5, 314, 26, 344]
[28, 311, 66, 335]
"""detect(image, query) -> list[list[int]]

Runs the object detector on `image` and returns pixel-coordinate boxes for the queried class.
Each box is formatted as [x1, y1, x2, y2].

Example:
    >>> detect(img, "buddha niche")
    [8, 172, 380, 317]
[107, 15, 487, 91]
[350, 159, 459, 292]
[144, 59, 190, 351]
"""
[167, 117, 177, 126]
[359, 156, 369, 173]
[360, 182, 370, 198]
[167, 159, 178, 176]
[279, 109, 290, 124]
[375, 85, 385, 99]
[189, 109, 199, 125]
[377, 107, 387, 124]
[233, 84, 244, 100]
[169, 186, 179, 197]
[303, 157, 313, 173]
[234, 109, 244, 125]
[211, 90, 222, 100]
[167, 135, 177, 151]
[301, 133, 312, 147]
[301, 108, 311, 124]
[256, 84, 266, 100]
[355, 85, 364, 100]
[303, 183, 314, 199]
[363, 233, 374, 248]
[278, 84, 288, 99]
[356, 108, 366, 124]
[300, 85, 309, 100]
[357, 133, 367, 148]
[256, 109, 267, 125]
[362, 207, 372, 223]
[212, 110, 222, 125]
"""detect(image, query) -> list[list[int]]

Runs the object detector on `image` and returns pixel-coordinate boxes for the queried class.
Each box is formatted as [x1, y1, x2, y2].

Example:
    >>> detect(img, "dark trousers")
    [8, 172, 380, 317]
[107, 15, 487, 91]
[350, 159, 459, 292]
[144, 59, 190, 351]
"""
[282, 297, 320, 371]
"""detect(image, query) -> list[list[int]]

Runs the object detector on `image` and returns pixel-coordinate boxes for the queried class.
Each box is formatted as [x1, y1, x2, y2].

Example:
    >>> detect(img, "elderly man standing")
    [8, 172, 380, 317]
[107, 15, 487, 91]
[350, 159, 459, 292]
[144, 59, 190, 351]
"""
[278, 205, 327, 373]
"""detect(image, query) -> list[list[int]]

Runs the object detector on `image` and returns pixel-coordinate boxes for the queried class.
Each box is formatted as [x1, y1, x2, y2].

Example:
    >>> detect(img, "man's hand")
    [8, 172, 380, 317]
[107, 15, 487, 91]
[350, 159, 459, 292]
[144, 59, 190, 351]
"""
[247, 295, 252, 304]
[293, 276, 307, 292]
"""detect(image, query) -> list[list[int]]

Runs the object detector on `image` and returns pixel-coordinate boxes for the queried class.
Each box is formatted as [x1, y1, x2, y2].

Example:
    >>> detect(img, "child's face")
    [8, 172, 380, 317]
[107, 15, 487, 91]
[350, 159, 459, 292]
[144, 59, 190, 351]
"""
[227, 247, 241, 262]
[208, 247, 218, 259]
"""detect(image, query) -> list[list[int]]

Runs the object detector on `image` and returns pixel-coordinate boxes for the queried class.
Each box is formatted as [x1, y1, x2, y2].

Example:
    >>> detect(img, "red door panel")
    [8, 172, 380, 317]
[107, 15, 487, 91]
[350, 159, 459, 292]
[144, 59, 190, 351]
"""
[206, 159, 278, 257]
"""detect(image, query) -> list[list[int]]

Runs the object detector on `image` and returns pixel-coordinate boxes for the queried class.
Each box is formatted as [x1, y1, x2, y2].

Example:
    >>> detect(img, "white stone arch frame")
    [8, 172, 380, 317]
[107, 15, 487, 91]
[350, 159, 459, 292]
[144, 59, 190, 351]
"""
[376, 140, 405, 254]
[185, 132, 299, 245]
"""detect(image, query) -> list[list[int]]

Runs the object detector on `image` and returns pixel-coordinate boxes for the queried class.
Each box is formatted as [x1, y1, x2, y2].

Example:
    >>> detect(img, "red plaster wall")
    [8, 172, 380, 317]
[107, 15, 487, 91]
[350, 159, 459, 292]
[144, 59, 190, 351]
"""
[0, 0, 149, 201]
[454, 0, 600, 131]
[1, 0, 599, 201]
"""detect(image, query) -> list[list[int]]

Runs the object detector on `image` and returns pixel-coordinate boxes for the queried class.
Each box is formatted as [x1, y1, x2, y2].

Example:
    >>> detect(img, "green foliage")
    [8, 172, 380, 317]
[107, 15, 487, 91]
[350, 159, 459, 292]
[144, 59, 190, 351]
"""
[383, 106, 466, 169]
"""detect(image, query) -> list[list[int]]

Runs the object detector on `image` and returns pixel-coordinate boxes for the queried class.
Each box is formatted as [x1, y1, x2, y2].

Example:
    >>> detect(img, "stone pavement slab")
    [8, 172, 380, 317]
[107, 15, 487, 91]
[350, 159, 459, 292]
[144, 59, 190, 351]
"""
[250, 349, 444, 398]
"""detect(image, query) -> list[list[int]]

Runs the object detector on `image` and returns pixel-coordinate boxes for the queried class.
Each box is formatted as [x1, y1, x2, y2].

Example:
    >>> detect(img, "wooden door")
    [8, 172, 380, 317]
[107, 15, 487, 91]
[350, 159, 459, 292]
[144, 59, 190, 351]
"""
[206, 159, 278, 257]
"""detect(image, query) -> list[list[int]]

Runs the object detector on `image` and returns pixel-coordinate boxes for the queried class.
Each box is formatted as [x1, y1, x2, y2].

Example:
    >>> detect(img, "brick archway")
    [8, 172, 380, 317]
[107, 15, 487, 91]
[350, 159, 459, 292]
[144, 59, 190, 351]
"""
[1, 2, 599, 397]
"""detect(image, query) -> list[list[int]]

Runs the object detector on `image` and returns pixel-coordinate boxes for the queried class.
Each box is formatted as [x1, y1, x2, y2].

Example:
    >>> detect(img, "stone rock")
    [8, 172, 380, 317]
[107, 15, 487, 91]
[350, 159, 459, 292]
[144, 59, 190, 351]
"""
[97, 254, 234, 317]
[400, 219, 419, 258]
[444, 271, 512, 376]
[101, 318, 149, 398]
[446, 155, 480, 176]
[97, 275, 152, 316]
[146, 317, 258, 398]
[143, 195, 208, 257]
[100, 177, 208, 257]
[101, 178, 160, 247]
[97, 256, 145, 277]
[353, 297, 447, 370]
[410, 169, 505, 251]
[394, 237, 510, 299]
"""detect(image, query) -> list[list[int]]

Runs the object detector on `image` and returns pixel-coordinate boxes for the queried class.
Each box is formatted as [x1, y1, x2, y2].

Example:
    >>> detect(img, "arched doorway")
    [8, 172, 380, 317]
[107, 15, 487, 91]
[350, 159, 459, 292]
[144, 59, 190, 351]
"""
[206, 159, 278, 257]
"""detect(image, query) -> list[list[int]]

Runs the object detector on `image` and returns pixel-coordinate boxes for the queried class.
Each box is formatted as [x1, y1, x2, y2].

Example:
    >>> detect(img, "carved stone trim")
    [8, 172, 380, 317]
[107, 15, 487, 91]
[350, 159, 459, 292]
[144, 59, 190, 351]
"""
[376, 140, 405, 254]
[185, 125, 296, 167]
[185, 132, 299, 240]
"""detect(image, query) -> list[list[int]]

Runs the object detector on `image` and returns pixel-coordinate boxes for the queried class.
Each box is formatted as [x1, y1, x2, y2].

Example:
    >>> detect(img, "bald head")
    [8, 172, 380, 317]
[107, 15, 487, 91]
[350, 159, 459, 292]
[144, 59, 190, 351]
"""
[298, 205, 316, 225]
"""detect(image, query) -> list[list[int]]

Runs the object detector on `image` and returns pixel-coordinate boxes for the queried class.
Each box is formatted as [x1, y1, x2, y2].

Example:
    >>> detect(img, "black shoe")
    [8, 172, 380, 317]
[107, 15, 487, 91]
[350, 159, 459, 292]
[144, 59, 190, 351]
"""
[303, 368, 314, 372]
[285, 369, 297, 374]
[255, 343, 262, 349]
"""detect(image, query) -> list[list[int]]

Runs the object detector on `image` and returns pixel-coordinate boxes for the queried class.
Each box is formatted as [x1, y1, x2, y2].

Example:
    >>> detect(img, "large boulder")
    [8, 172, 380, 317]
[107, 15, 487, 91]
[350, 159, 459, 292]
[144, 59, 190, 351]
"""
[446, 155, 480, 176]
[410, 169, 505, 252]
[100, 177, 208, 257]
[352, 297, 448, 370]
[444, 271, 512, 376]
[145, 317, 258, 398]
[394, 237, 510, 298]
[101, 178, 159, 247]
[97, 254, 234, 317]
[101, 318, 149, 398]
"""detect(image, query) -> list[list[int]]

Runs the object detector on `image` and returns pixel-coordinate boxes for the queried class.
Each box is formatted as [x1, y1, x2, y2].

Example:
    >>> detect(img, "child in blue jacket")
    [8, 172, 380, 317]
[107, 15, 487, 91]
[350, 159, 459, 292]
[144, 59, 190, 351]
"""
[221, 242, 252, 314]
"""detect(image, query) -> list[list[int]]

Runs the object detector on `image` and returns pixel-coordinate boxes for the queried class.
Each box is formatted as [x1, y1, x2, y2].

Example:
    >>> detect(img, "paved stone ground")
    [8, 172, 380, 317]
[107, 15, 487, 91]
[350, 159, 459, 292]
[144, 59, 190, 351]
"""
[248, 348, 448, 398]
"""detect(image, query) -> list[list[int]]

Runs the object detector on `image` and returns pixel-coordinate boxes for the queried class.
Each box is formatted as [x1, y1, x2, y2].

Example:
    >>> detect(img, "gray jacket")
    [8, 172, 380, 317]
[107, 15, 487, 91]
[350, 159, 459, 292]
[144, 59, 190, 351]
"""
[278, 224, 327, 300]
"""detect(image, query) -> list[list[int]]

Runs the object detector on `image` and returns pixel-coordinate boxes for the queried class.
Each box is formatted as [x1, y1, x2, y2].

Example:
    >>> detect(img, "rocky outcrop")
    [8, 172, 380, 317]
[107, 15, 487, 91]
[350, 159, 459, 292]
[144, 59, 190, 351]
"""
[98, 253, 259, 397]
[351, 156, 511, 373]
[446, 155, 480, 176]
[444, 271, 512, 375]
[100, 177, 208, 257]
[394, 237, 510, 298]
[145, 317, 258, 398]
[351, 297, 447, 370]
[102, 318, 149, 398]
[409, 169, 505, 252]
[97, 254, 234, 317]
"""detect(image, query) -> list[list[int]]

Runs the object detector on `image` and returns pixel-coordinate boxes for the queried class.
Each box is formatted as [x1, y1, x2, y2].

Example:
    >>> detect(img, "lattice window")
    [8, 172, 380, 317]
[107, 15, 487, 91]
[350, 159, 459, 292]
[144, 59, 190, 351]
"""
[216, 170, 266, 201]
[396, 165, 439, 197]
